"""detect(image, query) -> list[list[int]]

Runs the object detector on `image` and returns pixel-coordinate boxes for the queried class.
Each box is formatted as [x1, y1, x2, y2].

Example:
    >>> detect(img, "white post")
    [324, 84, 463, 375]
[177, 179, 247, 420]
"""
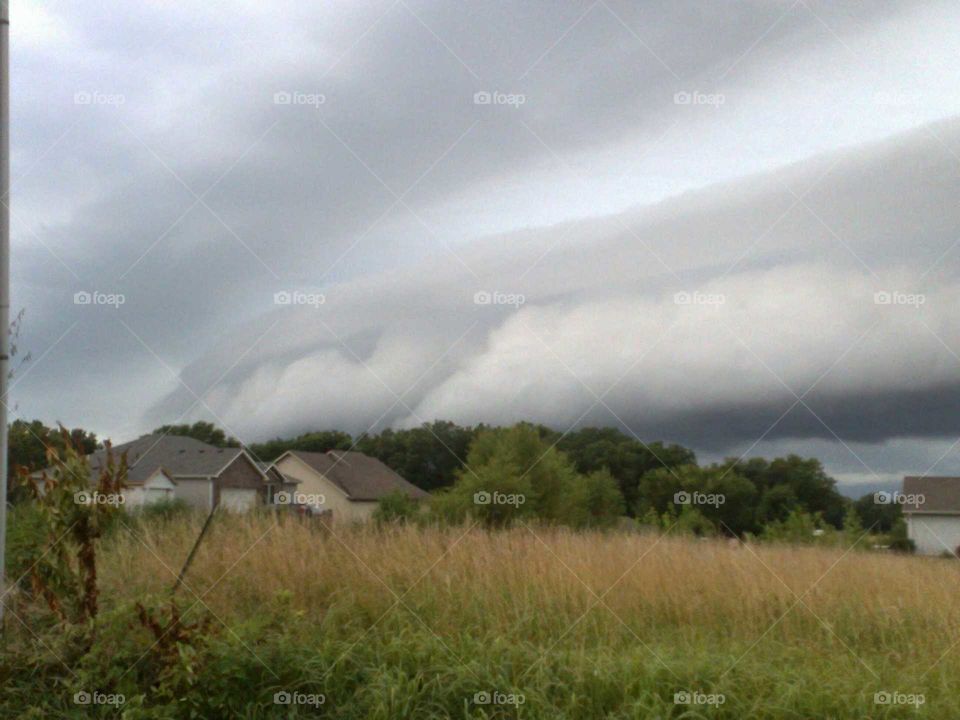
[0, 0, 10, 623]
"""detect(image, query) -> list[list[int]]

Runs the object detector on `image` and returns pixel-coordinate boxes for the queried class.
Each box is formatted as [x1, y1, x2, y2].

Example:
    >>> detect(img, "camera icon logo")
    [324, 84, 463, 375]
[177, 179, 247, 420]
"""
[74, 491, 91, 505]
[474, 491, 492, 505]
[274, 491, 292, 505]
[74, 691, 92, 705]
[673, 491, 691, 505]
[473, 91, 491, 105]
[473, 691, 491, 704]
[273, 91, 292, 105]
[273, 690, 292, 704]
[274, 291, 292, 305]
[74, 291, 92, 305]
[874, 491, 892, 505]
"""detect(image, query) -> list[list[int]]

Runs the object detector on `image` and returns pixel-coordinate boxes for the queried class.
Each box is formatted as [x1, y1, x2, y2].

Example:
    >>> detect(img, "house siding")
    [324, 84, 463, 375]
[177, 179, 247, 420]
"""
[174, 478, 214, 511]
[274, 454, 377, 522]
[215, 454, 267, 507]
[907, 514, 960, 555]
[123, 472, 176, 508]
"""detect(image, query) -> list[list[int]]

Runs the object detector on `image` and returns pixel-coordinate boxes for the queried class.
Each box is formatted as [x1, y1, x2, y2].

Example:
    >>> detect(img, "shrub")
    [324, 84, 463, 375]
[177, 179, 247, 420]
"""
[372, 491, 420, 525]
[888, 517, 915, 553]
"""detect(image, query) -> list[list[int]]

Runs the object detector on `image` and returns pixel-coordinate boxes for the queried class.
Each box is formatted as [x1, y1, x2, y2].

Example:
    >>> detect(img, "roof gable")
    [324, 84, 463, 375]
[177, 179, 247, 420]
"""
[278, 450, 428, 501]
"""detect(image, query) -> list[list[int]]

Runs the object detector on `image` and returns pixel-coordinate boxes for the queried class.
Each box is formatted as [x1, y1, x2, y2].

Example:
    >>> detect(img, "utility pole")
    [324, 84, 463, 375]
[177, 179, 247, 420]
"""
[0, 0, 10, 623]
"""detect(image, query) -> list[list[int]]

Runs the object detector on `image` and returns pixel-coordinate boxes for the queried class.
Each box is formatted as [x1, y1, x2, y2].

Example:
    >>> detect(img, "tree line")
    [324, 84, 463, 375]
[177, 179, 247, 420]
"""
[6, 418, 905, 539]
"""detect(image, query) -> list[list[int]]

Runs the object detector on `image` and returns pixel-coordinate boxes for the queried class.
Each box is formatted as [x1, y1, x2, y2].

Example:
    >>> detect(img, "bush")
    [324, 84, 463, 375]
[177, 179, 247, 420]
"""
[372, 491, 420, 525]
[888, 518, 915, 553]
[4, 502, 47, 587]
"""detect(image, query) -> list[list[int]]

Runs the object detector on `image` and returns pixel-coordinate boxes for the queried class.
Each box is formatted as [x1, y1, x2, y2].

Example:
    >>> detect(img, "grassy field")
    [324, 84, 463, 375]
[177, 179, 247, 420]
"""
[3, 512, 960, 718]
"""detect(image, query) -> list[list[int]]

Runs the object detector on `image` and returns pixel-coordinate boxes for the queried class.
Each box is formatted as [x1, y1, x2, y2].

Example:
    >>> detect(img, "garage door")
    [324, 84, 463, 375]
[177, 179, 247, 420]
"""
[220, 488, 257, 512]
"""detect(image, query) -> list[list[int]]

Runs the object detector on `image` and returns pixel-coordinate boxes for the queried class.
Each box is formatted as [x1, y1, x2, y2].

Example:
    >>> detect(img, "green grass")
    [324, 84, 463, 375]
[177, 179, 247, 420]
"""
[2, 513, 958, 718]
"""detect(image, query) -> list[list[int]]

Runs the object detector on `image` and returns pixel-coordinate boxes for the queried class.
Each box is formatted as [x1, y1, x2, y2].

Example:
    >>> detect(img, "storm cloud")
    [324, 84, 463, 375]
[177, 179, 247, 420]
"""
[11, 0, 960, 491]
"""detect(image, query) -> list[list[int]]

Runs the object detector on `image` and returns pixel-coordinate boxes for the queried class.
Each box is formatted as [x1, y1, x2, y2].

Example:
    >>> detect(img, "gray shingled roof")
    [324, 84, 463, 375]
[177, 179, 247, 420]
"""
[38, 434, 257, 486]
[90, 434, 245, 476]
[256, 461, 300, 486]
[283, 450, 428, 501]
[902, 476, 960, 514]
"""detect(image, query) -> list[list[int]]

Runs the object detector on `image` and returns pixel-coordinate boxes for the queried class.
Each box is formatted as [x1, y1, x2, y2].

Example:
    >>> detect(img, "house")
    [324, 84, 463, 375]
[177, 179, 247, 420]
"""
[270, 449, 429, 522]
[38, 434, 289, 512]
[901, 476, 960, 555]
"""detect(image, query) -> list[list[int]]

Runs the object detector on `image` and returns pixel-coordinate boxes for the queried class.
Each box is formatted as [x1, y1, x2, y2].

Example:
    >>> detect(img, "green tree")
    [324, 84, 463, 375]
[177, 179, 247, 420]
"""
[152, 421, 239, 448]
[853, 491, 900, 533]
[434, 424, 625, 529]
[560, 469, 625, 529]
[556, 427, 695, 515]
[722, 455, 846, 529]
[842, 504, 865, 545]
[635, 464, 758, 535]
[8, 419, 98, 504]
[757, 483, 799, 525]
[250, 429, 353, 460]
[356, 421, 478, 492]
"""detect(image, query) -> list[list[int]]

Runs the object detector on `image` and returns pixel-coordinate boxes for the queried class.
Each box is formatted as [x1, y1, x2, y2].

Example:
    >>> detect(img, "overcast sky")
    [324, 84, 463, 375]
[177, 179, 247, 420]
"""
[10, 0, 960, 494]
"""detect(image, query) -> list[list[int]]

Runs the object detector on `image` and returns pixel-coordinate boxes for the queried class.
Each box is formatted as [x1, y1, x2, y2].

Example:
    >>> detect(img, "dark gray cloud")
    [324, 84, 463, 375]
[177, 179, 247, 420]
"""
[10, 0, 960, 492]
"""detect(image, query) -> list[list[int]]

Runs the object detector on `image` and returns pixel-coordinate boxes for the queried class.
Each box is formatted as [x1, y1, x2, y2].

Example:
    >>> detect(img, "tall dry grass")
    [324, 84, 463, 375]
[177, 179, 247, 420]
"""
[99, 512, 960, 655]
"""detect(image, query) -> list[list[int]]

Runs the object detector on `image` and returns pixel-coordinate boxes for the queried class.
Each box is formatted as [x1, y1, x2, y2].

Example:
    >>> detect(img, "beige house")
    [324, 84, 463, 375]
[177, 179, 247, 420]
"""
[271, 449, 428, 522]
